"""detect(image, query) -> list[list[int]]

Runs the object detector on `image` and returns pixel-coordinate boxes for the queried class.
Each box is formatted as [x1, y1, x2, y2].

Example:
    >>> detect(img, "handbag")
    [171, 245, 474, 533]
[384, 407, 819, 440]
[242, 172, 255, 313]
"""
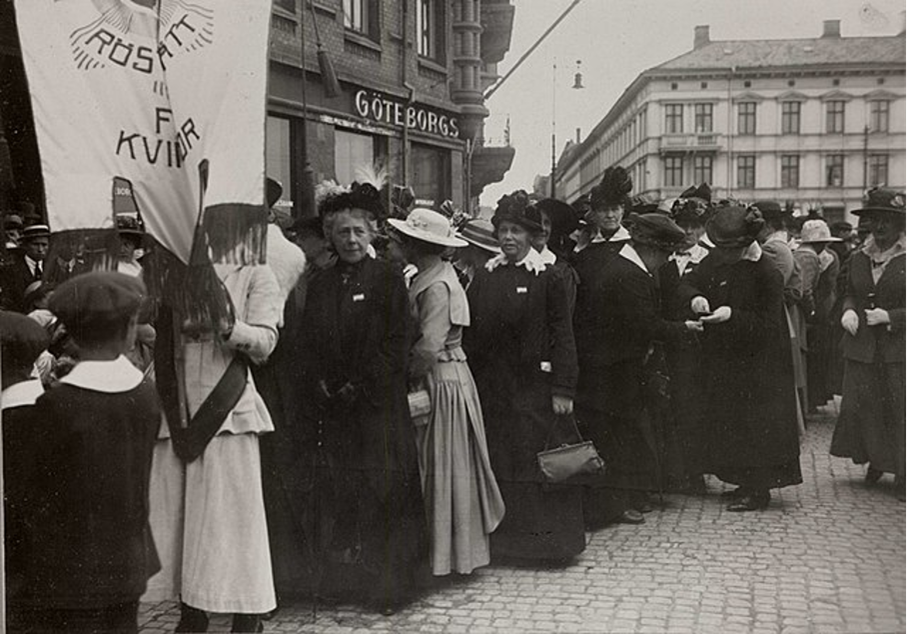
[408, 387, 431, 427]
[536, 415, 605, 483]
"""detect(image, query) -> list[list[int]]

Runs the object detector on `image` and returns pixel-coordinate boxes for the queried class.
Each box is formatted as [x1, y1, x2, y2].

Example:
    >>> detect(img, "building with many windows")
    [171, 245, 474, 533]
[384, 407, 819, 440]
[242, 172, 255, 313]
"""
[0, 0, 516, 220]
[554, 20, 905, 222]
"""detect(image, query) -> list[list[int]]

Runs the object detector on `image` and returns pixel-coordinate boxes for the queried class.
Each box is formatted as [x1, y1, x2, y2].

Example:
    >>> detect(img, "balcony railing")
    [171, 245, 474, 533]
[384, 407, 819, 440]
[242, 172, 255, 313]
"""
[659, 133, 721, 152]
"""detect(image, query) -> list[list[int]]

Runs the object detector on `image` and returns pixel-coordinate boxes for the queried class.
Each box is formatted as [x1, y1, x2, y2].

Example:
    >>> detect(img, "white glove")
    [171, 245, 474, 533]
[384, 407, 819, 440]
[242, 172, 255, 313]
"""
[700, 305, 732, 324]
[691, 296, 711, 315]
[841, 309, 859, 336]
[684, 320, 704, 332]
[865, 307, 891, 327]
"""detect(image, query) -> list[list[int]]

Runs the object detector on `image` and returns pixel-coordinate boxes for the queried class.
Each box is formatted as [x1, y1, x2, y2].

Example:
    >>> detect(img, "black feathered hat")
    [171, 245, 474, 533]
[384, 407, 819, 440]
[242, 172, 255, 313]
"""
[590, 166, 632, 210]
[491, 190, 544, 235]
[536, 198, 579, 238]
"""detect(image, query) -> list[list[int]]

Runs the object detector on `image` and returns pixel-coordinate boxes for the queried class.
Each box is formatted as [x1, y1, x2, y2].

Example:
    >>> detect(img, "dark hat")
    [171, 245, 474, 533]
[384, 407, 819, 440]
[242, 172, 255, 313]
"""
[49, 272, 146, 336]
[706, 205, 765, 248]
[627, 193, 661, 215]
[116, 214, 145, 237]
[492, 190, 544, 235]
[536, 198, 579, 238]
[853, 187, 905, 216]
[293, 215, 325, 238]
[750, 200, 787, 221]
[626, 213, 687, 251]
[266, 177, 283, 209]
[3, 214, 23, 230]
[571, 193, 592, 217]
[830, 220, 854, 235]
[0, 310, 50, 371]
[455, 218, 500, 254]
[21, 224, 50, 241]
[678, 182, 712, 204]
[590, 166, 632, 210]
[23, 280, 53, 310]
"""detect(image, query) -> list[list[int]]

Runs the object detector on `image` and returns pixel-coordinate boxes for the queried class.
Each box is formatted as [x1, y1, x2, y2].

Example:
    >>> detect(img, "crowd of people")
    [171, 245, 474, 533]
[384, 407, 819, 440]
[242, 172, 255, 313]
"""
[0, 167, 903, 633]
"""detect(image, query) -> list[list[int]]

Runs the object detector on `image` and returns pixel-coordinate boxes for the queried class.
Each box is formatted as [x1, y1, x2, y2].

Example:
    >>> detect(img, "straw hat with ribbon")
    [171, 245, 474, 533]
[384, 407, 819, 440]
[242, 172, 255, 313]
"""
[387, 208, 467, 248]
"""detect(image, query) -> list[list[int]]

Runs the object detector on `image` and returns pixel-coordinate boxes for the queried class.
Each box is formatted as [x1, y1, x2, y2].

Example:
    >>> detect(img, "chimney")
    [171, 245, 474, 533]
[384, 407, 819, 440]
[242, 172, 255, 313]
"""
[694, 25, 710, 49]
[822, 19, 841, 38]
[576, 128, 581, 144]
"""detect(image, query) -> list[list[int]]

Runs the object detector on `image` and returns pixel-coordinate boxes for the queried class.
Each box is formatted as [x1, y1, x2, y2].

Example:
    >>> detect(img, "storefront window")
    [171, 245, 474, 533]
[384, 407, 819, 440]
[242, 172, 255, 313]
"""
[411, 142, 450, 207]
[266, 116, 293, 214]
[335, 129, 375, 186]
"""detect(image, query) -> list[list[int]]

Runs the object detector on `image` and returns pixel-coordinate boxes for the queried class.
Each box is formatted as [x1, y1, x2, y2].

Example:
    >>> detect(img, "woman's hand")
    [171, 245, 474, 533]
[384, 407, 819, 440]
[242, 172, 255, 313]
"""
[552, 395, 574, 416]
[700, 306, 732, 324]
[865, 307, 891, 327]
[691, 296, 711, 315]
[684, 320, 704, 332]
[841, 309, 859, 336]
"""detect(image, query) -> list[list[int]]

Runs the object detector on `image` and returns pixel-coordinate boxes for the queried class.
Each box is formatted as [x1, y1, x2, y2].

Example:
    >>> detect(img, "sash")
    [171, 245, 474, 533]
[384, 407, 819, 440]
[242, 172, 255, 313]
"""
[155, 307, 248, 462]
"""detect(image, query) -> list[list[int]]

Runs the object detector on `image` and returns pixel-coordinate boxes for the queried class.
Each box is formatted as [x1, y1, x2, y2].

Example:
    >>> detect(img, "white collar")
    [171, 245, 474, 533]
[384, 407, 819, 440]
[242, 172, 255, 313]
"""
[591, 225, 631, 244]
[60, 355, 143, 393]
[619, 243, 651, 276]
[699, 234, 715, 249]
[742, 241, 763, 262]
[485, 247, 548, 275]
[765, 230, 788, 244]
[536, 246, 557, 265]
[1, 379, 44, 410]
[25, 255, 40, 274]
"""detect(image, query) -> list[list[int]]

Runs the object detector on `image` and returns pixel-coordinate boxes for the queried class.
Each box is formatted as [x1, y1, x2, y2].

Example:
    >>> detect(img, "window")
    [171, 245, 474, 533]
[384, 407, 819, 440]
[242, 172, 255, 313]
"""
[343, 0, 369, 33]
[416, 0, 444, 61]
[826, 101, 845, 134]
[780, 155, 800, 188]
[665, 104, 683, 134]
[738, 102, 756, 135]
[274, 0, 296, 12]
[266, 116, 293, 213]
[781, 102, 801, 135]
[693, 155, 713, 184]
[826, 154, 844, 187]
[869, 101, 890, 133]
[694, 103, 713, 133]
[737, 155, 756, 189]
[411, 142, 450, 206]
[664, 156, 683, 187]
[868, 154, 888, 186]
[335, 129, 375, 186]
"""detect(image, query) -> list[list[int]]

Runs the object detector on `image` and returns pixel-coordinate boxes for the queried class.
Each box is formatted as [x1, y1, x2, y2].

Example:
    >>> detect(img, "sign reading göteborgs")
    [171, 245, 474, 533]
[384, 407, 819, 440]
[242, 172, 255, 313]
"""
[354, 89, 461, 139]
[14, 0, 272, 266]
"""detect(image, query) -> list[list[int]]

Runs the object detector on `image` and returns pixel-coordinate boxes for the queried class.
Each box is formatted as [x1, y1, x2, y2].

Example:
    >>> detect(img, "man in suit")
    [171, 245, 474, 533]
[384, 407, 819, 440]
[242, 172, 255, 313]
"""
[0, 224, 50, 312]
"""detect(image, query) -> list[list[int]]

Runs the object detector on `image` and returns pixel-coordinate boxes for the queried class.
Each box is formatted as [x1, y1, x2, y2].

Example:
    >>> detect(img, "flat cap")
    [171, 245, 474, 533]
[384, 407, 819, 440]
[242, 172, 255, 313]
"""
[49, 271, 146, 335]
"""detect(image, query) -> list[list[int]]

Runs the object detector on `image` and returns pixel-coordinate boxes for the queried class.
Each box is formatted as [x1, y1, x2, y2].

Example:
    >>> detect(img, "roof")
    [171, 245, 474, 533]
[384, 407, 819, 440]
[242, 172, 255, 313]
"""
[655, 35, 905, 72]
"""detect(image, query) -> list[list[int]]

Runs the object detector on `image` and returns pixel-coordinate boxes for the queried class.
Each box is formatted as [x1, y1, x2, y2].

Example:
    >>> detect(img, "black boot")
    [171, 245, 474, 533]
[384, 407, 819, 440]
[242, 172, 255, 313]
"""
[231, 613, 263, 633]
[175, 603, 209, 633]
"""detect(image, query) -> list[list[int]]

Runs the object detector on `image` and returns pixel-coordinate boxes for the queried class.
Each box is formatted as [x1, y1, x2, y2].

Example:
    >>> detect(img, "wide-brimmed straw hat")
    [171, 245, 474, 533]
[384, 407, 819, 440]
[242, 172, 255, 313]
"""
[800, 219, 842, 244]
[456, 218, 500, 254]
[387, 208, 467, 248]
[853, 187, 905, 216]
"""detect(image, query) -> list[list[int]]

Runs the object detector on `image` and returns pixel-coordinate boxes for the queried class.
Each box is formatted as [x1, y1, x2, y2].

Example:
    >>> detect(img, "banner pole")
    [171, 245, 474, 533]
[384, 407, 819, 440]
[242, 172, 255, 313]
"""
[1, 342, 6, 634]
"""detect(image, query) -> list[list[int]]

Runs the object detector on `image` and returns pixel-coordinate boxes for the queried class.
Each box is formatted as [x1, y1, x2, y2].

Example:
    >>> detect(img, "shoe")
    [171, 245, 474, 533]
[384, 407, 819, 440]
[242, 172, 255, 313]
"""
[865, 467, 883, 485]
[727, 492, 770, 512]
[175, 603, 209, 633]
[616, 509, 645, 525]
[636, 500, 654, 513]
[231, 614, 263, 633]
[719, 487, 748, 500]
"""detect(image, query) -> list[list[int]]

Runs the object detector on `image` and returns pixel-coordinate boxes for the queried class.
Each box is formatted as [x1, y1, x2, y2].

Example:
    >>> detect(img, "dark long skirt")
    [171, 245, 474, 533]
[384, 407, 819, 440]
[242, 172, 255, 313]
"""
[831, 360, 905, 478]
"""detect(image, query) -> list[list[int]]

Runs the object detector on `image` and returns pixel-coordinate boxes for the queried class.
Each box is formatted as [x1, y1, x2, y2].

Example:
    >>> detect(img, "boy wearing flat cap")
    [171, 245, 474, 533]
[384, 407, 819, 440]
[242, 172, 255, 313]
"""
[22, 272, 160, 634]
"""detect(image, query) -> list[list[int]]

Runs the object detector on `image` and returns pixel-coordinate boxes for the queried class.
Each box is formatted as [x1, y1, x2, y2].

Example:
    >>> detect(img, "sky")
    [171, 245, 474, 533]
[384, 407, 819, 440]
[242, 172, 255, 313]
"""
[478, 0, 905, 207]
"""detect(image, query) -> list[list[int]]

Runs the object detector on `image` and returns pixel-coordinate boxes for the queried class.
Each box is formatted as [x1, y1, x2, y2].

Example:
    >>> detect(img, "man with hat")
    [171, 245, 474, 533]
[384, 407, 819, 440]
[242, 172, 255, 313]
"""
[577, 212, 700, 527]
[0, 222, 50, 312]
[22, 271, 160, 633]
[680, 205, 802, 511]
[831, 187, 905, 495]
[453, 217, 500, 289]
[4, 213, 23, 251]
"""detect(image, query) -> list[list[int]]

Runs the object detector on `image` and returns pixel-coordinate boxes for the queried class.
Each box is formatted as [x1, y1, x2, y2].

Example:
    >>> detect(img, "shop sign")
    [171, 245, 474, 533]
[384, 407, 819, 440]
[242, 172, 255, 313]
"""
[354, 90, 460, 139]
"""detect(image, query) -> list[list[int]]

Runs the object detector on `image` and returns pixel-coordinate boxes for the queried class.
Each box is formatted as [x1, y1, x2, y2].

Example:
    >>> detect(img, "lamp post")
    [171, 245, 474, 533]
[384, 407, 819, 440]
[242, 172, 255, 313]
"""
[550, 60, 584, 198]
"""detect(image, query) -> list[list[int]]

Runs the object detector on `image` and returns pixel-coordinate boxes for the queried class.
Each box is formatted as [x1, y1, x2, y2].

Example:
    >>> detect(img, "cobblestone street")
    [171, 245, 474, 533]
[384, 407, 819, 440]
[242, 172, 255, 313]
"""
[139, 411, 906, 633]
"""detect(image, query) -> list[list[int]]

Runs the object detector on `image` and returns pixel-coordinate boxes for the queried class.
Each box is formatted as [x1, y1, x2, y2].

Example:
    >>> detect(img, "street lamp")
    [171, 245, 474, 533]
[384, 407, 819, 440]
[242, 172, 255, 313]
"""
[550, 60, 584, 198]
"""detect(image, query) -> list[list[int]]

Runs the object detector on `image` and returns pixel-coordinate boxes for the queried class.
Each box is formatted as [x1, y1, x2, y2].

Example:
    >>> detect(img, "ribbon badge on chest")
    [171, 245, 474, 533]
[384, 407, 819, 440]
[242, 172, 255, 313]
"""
[516, 286, 528, 294]
[353, 293, 366, 302]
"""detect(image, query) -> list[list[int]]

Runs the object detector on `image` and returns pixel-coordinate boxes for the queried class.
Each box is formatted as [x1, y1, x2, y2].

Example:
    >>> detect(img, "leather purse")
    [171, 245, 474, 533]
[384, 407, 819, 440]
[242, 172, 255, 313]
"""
[537, 416, 605, 483]
[408, 387, 431, 427]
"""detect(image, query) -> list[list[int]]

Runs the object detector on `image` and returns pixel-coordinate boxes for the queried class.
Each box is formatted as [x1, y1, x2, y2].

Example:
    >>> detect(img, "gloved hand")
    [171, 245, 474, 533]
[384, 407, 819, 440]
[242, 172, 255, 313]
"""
[700, 305, 732, 324]
[691, 296, 711, 315]
[552, 395, 574, 416]
[865, 307, 890, 327]
[841, 309, 859, 336]
[684, 320, 704, 332]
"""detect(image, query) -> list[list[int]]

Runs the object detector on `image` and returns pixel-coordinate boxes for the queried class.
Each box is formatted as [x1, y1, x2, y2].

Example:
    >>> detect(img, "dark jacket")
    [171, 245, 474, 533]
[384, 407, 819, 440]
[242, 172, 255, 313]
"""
[840, 251, 905, 364]
[26, 380, 161, 608]
[0, 254, 40, 312]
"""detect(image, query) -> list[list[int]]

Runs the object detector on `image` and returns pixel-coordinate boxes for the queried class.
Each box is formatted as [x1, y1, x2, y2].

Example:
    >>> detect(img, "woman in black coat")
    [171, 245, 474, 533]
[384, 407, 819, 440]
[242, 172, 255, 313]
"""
[296, 183, 427, 614]
[680, 206, 802, 511]
[831, 188, 905, 493]
[464, 190, 585, 561]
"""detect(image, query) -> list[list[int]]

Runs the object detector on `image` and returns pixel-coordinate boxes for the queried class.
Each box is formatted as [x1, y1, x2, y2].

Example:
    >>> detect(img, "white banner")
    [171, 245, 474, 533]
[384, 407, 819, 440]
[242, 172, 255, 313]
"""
[14, 0, 271, 264]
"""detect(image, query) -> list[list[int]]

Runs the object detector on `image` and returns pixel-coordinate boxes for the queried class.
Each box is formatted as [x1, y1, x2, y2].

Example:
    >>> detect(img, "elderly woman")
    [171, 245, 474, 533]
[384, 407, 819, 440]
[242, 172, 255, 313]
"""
[831, 188, 905, 494]
[296, 183, 427, 614]
[389, 208, 505, 577]
[464, 190, 584, 561]
[680, 205, 802, 511]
